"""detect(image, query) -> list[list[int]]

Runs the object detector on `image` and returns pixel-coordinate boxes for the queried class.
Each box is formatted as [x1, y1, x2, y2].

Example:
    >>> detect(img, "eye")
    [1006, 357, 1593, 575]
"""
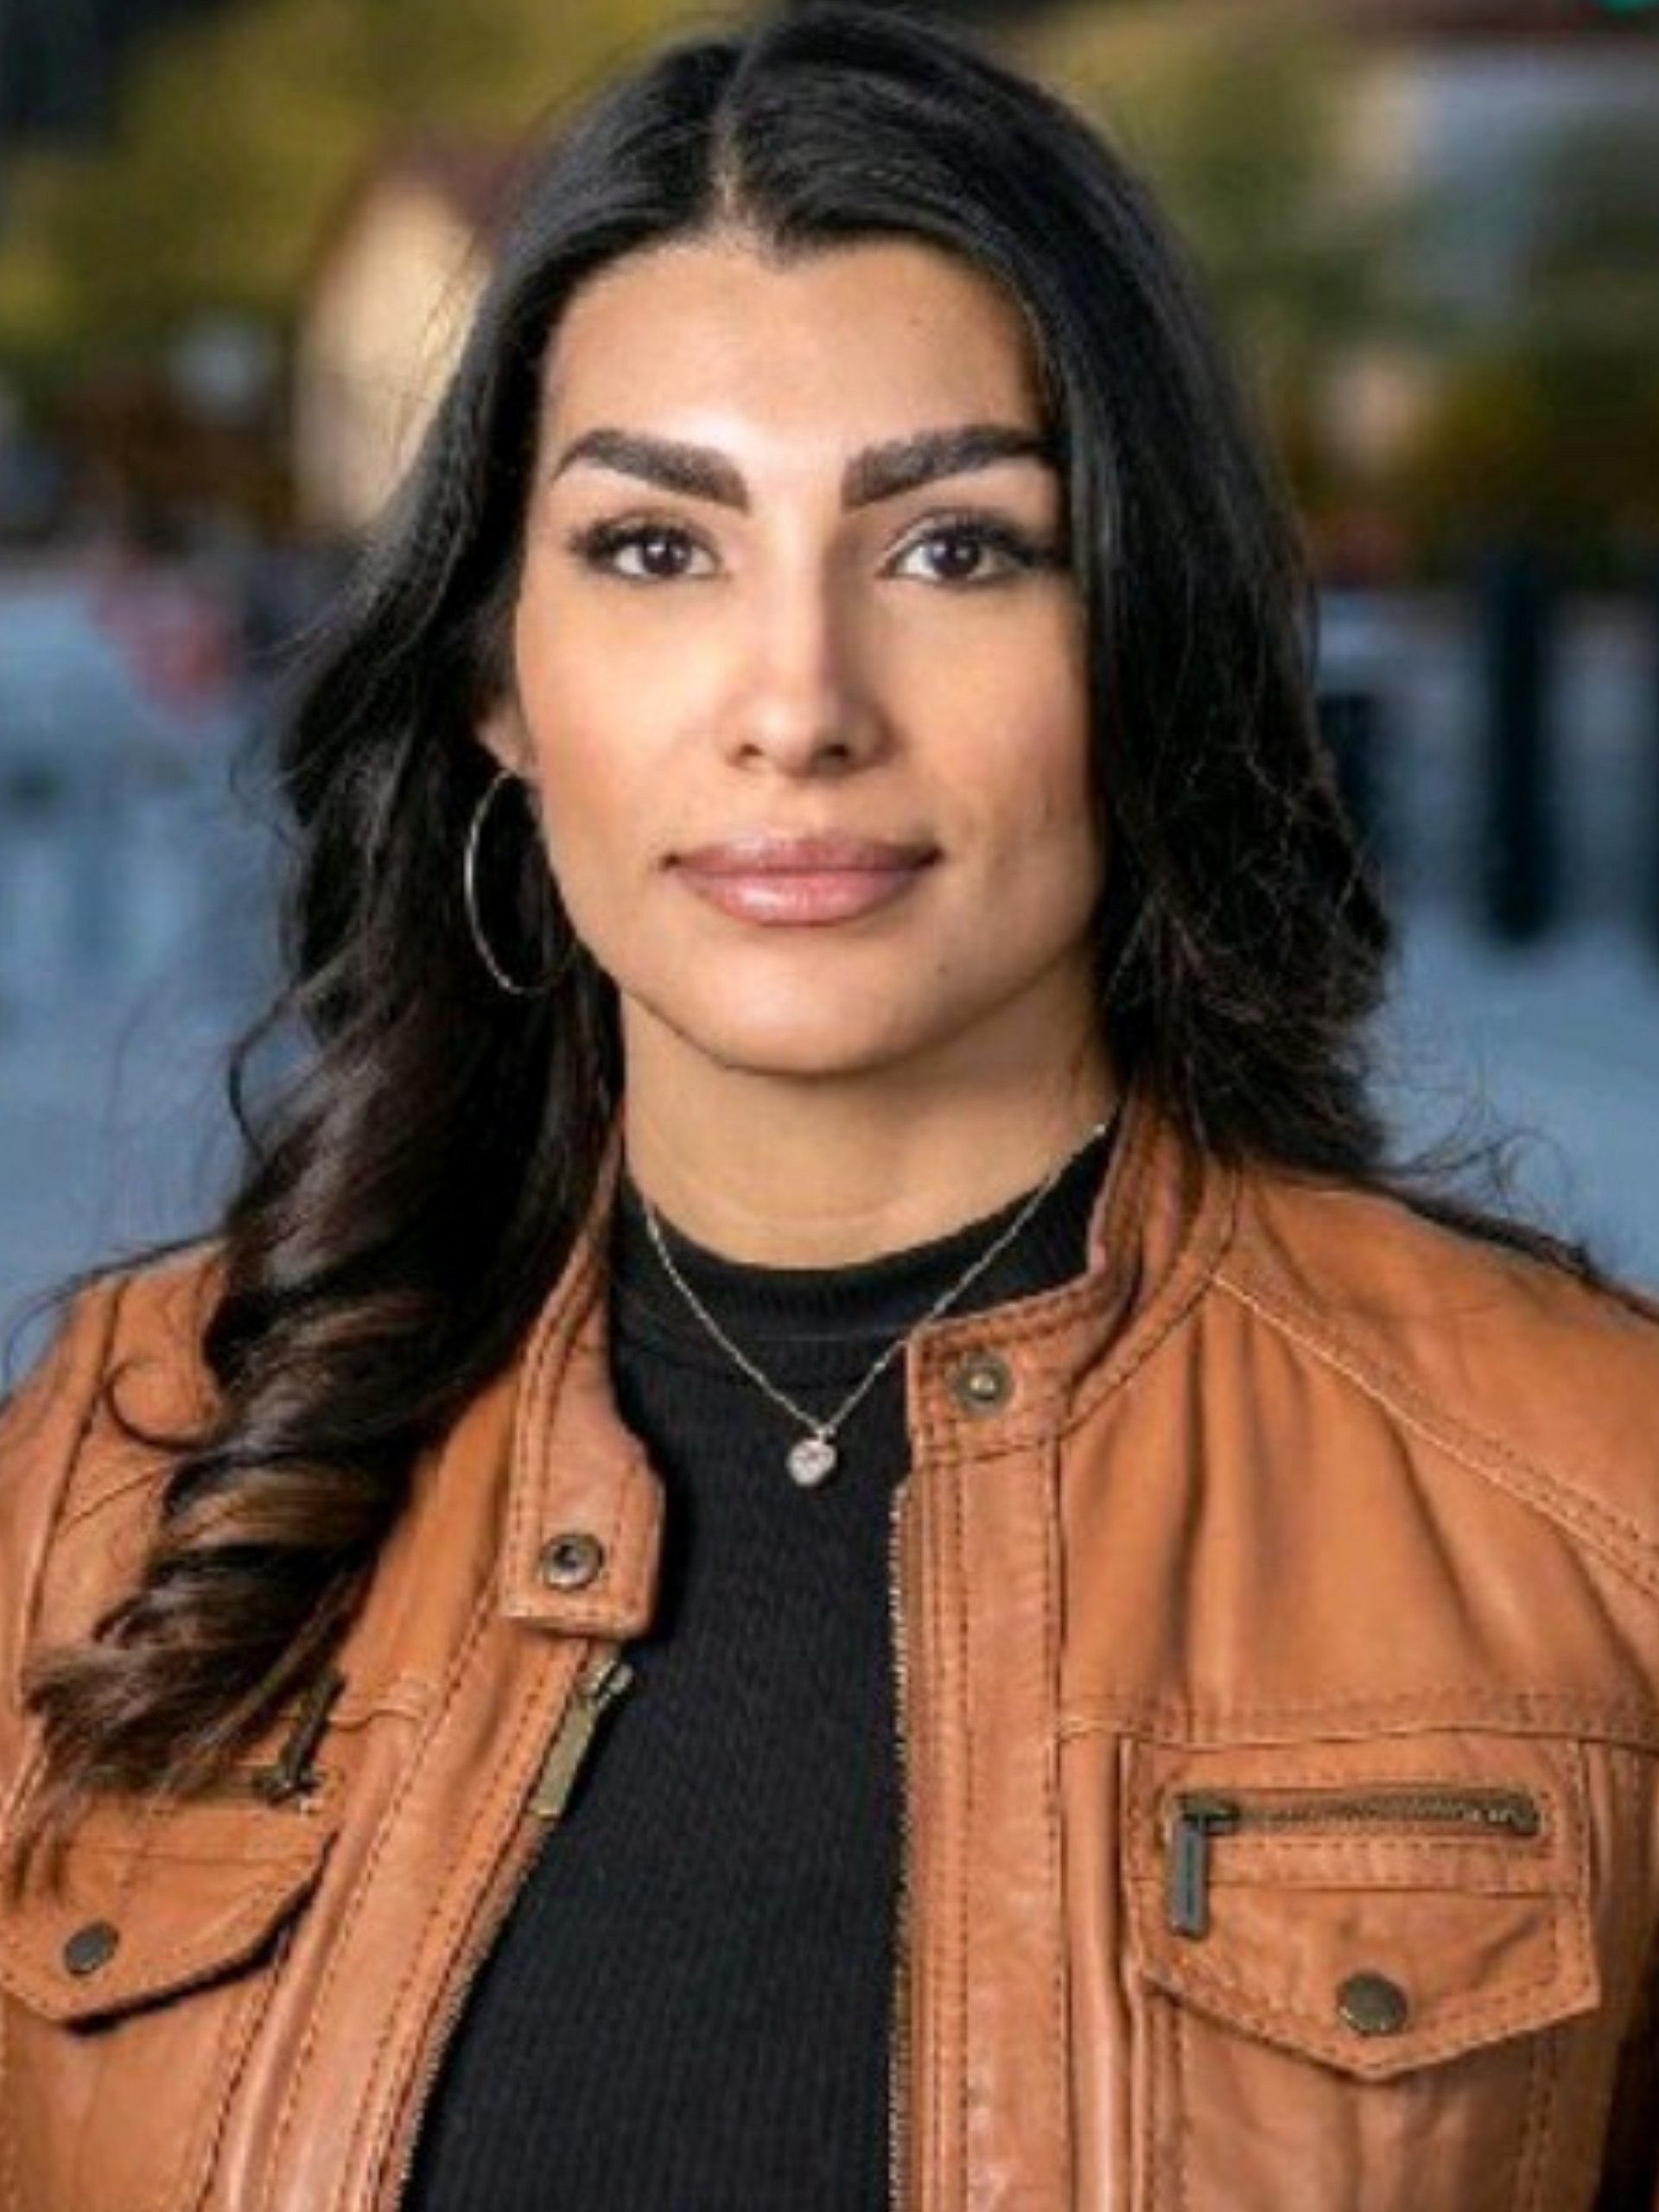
[886, 515, 1059, 588]
[567, 518, 718, 583]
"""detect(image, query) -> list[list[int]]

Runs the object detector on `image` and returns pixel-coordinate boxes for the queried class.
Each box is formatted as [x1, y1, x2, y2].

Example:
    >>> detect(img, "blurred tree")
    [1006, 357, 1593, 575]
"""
[1397, 113, 1659, 568]
[0, 0, 705, 372]
[1020, 0, 1428, 571]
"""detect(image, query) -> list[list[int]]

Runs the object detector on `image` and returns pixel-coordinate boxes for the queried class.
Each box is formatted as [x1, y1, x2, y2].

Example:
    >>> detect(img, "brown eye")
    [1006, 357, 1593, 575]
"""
[626, 526, 698, 580]
[570, 519, 717, 582]
[888, 518, 1051, 588]
[924, 529, 987, 582]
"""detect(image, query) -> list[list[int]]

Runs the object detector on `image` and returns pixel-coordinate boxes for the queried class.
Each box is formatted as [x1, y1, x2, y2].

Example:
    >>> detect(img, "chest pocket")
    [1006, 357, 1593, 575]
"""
[1122, 1732, 1600, 2212]
[0, 1789, 334, 2212]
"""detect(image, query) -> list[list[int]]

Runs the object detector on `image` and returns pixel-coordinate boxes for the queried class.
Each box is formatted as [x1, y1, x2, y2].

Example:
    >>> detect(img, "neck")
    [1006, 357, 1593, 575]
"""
[621, 1021, 1116, 1268]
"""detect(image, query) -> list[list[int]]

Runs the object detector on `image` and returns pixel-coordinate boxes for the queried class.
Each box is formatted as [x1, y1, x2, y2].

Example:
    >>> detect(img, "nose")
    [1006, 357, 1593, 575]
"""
[722, 568, 886, 778]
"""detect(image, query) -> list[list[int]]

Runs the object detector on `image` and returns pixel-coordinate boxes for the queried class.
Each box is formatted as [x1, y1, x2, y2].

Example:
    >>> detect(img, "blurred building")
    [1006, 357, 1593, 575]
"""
[1323, 0, 1659, 484]
[288, 0, 1659, 541]
[1348, 0, 1658, 298]
[293, 143, 519, 538]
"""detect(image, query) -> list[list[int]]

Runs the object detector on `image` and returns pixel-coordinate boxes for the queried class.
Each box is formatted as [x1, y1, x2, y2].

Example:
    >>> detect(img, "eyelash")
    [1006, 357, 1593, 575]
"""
[563, 510, 1066, 588]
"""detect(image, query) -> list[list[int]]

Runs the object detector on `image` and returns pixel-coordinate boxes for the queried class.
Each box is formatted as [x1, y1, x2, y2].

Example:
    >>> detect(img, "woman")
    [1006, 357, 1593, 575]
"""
[2, 8, 1656, 2208]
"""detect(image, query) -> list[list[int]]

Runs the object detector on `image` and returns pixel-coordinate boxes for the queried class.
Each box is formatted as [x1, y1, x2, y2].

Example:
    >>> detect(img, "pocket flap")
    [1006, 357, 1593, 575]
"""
[1123, 1734, 1599, 2082]
[0, 1795, 333, 2024]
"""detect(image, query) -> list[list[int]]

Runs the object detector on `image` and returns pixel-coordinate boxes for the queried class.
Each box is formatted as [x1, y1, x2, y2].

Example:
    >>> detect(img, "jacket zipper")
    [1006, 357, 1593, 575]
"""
[378, 1648, 634, 2209]
[887, 1483, 913, 2212]
[527, 1654, 635, 1819]
[1166, 1783, 1543, 1940]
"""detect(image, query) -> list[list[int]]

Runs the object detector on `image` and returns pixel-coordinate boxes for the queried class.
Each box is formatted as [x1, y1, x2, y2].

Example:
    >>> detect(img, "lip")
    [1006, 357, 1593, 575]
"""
[671, 833, 938, 926]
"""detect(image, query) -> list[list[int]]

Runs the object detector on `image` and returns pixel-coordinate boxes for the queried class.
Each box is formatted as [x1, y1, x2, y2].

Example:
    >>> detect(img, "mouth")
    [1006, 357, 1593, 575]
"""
[669, 833, 939, 927]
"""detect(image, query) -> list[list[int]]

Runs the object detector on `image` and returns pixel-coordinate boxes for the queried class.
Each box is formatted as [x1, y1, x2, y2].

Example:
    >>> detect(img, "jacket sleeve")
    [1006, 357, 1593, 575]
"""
[0, 1278, 126, 1796]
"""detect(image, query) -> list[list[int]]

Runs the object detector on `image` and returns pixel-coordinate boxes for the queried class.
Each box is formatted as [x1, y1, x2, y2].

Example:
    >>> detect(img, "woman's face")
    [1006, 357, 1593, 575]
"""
[483, 232, 1105, 1103]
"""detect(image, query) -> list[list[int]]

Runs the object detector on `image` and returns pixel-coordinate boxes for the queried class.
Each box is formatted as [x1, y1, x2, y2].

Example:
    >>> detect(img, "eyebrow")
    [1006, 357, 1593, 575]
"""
[549, 423, 1057, 513]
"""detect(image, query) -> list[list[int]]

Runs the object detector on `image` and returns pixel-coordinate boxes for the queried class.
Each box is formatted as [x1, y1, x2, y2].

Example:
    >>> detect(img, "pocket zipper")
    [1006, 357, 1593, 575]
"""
[1166, 1783, 1543, 1940]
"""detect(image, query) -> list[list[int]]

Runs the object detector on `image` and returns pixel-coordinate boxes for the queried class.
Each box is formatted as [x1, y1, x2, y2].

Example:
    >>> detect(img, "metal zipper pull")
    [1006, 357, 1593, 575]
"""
[249, 1666, 346, 1805]
[1167, 1793, 1242, 1939]
[530, 1655, 635, 1822]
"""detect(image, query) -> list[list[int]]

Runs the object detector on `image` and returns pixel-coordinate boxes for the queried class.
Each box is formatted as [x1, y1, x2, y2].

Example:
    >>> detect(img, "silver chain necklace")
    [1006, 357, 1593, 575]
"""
[639, 1119, 1109, 1489]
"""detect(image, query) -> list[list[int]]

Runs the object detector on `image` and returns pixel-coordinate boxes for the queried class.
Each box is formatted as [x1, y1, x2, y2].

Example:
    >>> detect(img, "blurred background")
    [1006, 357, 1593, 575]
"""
[1, 0, 1656, 1334]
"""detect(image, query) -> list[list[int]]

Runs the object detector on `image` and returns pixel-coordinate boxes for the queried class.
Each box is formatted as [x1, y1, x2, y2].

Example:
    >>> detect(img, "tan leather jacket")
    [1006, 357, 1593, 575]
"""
[4, 1096, 1659, 2211]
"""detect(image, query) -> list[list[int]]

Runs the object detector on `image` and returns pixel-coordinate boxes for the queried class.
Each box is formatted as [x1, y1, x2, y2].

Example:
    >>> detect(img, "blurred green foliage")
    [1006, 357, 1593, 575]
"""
[1022, 0, 1659, 575]
[1398, 114, 1659, 564]
[1026, 2, 1420, 373]
[0, 0, 710, 380]
[4, 0, 1657, 567]
[1020, 0, 1431, 564]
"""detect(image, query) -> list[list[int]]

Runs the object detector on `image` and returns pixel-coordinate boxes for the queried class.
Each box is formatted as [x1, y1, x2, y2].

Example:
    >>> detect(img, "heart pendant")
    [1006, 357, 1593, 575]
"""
[787, 1434, 838, 1488]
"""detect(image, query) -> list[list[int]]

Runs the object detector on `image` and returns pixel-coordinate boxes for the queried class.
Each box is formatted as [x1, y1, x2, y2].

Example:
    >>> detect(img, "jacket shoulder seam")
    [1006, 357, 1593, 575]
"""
[4, 1274, 130, 1662]
[1214, 1262, 1659, 1600]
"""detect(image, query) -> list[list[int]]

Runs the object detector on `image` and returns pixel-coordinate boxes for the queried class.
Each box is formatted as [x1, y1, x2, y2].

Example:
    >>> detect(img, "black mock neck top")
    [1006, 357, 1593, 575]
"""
[404, 1130, 1109, 2209]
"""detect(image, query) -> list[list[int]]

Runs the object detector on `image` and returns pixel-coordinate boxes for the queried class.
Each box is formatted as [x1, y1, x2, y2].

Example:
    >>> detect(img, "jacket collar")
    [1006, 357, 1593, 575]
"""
[496, 1080, 1236, 1625]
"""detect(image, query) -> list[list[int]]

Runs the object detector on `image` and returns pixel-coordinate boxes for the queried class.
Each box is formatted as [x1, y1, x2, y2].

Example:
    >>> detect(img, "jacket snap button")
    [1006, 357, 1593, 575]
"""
[537, 1532, 606, 1592]
[949, 1351, 1014, 1416]
[62, 1921, 120, 1978]
[1337, 1970, 1410, 2037]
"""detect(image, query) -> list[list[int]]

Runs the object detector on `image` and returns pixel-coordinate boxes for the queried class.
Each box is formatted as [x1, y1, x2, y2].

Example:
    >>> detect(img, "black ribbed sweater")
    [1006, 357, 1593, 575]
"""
[404, 1135, 1106, 2210]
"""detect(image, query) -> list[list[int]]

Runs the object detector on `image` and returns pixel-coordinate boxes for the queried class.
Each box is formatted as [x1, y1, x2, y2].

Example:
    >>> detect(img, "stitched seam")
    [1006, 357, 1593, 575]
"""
[52, 1262, 219, 1535]
[143, 1966, 269, 2212]
[1058, 1691, 1659, 1745]
[1068, 1246, 1226, 1427]
[256, 1574, 497, 2212]
[1516, 2022, 1554, 2212]
[1127, 1854, 1565, 1902]
[911, 1167, 1237, 1465]
[912, 1251, 1221, 1472]
[1608, 1747, 1659, 2034]
[1620, 1747, 1659, 1979]
[508, 1258, 601, 1576]
[1152, 1929, 1573, 2073]
[923, 1479, 946, 2199]
[340, 1681, 557, 2207]
[185, 1928, 300, 2212]
[1040, 1437, 1070, 2207]
[1139, 1982, 1159, 2212]
[912, 1085, 1195, 1368]
[342, 1610, 570, 2210]
[0, 1996, 17, 2212]
[906, 1477, 938, 2201]
[3, 1872, 302, 2019]
[1170, 1994, 1188, 2212]
[1216, 1267, 1659, 1591]
[15, 1276, 126, 1668]
[952, 1458, 970, 2205]
[56, 1451, 171, 1533]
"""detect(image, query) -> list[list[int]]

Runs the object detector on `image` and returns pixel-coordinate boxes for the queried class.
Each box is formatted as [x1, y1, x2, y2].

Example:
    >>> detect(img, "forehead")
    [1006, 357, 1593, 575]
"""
[538, 233, 1046, 453]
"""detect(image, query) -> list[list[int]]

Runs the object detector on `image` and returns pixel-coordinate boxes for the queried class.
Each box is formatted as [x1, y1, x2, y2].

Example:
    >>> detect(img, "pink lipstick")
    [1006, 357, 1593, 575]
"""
[671, 833, 938, 925]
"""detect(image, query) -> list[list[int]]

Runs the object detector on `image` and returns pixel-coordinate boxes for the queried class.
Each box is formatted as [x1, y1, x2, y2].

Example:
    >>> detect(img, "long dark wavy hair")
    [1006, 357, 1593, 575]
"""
[10, 2, 1603, 1853]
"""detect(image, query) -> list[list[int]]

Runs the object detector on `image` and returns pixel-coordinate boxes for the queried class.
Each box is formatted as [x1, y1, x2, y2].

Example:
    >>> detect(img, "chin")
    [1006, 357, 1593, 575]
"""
[630, 976, 944, 1085]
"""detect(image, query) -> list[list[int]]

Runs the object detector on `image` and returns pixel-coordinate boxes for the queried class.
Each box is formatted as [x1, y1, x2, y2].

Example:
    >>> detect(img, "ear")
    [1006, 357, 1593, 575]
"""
[475, 695, 534, 780]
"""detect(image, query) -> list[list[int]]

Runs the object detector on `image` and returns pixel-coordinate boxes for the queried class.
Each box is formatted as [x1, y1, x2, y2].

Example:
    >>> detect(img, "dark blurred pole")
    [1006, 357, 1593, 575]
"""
[0, 0, 246, 149]
[1649, 556, 1659, 954]
[0, 0, 109, 140]
[1319, 688, 1388, 880]
[1478, 545, 1561, 945]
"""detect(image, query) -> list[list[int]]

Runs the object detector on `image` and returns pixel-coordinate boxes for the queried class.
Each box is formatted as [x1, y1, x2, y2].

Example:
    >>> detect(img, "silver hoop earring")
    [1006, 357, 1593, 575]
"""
[462, 768, 574, 998]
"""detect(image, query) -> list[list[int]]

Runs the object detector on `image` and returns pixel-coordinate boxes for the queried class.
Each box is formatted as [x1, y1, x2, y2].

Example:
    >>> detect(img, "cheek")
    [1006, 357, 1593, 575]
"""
[991, 673, 1100, 885]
